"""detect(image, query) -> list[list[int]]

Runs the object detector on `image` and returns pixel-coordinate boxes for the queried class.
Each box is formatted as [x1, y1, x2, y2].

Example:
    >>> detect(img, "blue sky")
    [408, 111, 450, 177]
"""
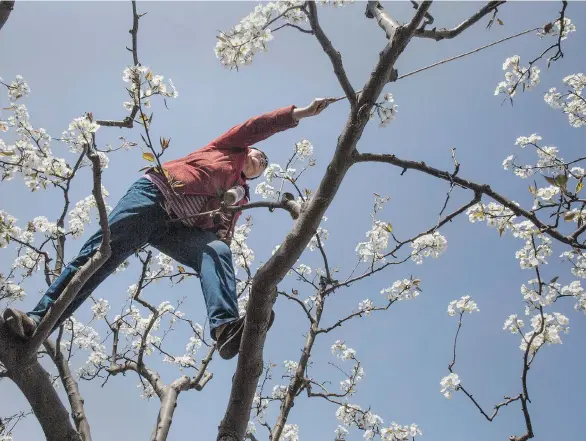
[1, 2, 586, 441]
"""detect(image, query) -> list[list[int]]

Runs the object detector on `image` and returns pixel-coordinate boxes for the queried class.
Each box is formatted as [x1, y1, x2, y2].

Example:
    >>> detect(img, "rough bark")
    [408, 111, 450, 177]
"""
[45, 339, 92, 441]
[216, 4, 432, 441]
[0, 0, 14, 32]
[150, 387, 179, 441]
[0, 319, 80, 441]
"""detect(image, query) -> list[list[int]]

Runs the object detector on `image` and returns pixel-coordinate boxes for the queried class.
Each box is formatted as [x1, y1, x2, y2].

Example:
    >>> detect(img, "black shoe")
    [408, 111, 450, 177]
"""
[216, 310, 275, 360]
[3, 308, 38, 340]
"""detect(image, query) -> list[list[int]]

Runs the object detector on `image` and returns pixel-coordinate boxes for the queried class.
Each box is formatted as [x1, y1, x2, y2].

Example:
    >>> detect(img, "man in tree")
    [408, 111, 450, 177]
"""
[3, 98, 332, 360]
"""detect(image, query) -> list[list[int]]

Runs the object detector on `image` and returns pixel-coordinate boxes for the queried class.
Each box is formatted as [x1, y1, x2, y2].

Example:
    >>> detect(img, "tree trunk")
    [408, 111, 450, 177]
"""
[0, 319, 80, 441]
[0, 1, 15, 31]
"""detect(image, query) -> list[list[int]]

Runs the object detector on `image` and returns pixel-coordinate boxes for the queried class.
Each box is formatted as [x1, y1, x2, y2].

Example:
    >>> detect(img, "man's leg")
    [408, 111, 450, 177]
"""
[21, 178, 167, 334]
[150, 226, 240, 339]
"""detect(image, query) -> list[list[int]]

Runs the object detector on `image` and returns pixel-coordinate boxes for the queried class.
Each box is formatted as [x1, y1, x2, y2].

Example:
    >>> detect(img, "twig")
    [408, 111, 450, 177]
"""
[414, 2, 506, 40]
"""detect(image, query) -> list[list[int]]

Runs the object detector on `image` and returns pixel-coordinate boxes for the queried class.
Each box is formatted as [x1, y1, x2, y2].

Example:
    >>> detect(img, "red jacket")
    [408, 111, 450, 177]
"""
[161, 105, 298, 239]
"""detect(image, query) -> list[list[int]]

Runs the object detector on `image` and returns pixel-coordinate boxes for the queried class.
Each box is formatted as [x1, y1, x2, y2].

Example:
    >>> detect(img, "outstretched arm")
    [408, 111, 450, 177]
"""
[293, 97, 334, 121]
[212, 98, 333, 150]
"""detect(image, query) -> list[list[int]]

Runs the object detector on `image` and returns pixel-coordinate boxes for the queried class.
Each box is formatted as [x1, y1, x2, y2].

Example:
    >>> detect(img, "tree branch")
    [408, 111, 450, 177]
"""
[365, 1, 400, 39]
[217, 6, 435, 441]
[0, 0, 14, 32]
[95, 0, 140, 128]
[414, 2, 506, 40]
[168, 193, 302, 225]
[306, 1, 357, 112]
[0, 318, 81, 441]
[354, 152, 586, 249]
[23, 140, 112, 360]
[44, 339, 93, 441]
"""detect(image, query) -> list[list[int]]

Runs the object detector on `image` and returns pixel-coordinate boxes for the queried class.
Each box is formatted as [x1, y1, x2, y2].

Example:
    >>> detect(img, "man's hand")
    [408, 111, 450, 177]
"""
[293, 98, 335, 121]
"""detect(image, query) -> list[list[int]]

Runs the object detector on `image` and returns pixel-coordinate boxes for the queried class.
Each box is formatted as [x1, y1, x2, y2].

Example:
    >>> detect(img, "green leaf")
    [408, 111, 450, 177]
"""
[0, 151, 15, 157]
[178, 265, 185, 273]
[142, 152, 155, 162]
[549, 276, 559, 285]
[576, 181, 584, 193]
[555, 174, 569, 189]
[384, 223, 393, 233]
[564, 212, 577, 222]
[545, 174, 569, 189]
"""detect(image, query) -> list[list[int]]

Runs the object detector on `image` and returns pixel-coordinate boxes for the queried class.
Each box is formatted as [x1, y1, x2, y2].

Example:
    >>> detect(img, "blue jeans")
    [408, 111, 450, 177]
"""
[28, 178, 239, 336]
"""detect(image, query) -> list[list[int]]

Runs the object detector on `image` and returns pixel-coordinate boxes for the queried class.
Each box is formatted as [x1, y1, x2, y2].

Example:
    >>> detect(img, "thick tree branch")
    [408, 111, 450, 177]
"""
[0, 319, 80, 441]
[23, 141, 112, 360]
[44, 339, 92, 441]
[0, 0, 14, 32]
[365, 1, 400, 39]
[217, 6, 430, 441]
[108, 359, 165, 397]
[354, 152, 586, 249]
[414, 2, 506, 41]
[169, 193, 303, 225]
[306, 1, 357, 112]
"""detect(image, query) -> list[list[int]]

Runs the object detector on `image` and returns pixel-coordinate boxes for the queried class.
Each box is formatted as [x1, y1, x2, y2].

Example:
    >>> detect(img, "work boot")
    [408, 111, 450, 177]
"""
[216, 310, 275, 360]
[3, 308, 38, 340]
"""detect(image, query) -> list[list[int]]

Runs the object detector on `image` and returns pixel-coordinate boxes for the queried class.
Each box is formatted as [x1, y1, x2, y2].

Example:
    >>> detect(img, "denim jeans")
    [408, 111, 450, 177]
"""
[28, 177, 239, 336]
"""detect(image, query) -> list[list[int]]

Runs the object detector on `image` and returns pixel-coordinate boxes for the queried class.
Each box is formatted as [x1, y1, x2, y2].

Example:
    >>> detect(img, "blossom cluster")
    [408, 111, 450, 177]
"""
[215, 2, 305, 68]
[380, 278, 422, 302]
[494, 56, 540, 97]
[121, 65, 178, 112]
[410, 232, 447, 264]
[1, 77, 75, 190]
[544, 73, 585, 128]
[447, 296, 479, 316]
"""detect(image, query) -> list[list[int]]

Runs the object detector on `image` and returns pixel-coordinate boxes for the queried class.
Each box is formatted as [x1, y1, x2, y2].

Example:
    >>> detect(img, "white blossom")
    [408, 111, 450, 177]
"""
[447, 296, 479, 316]
[282, 424, 299, 441]
[272, 384, 288, 400]
[358, 299, 375, 315]
[356, 221, 390, 262]
[544, 73, 586, 128]
[518, 312, 569, 354]
[283, 360, 298, 375]
[504, 314, 525, 334]
[536, 185, 560, 201]
[380, 278, 421, 301]
[91, 298, 110, 320]
[495, 55, 540, 97]
[68, 188, 110, 238]
[264, 163, 283, 182]
[138, 382, 156, 400]
[0, 279, 25, 301]
[215, 2, 305, 68]
[307, 227, 329, 251]
[380, 423, 422, 441]
[255, 181, 275, 199]
[231, 218, 254, 274]
[410, 232, 447, 264]
[295, 139, 313, 159]
[335, 426, 349, 440]
[440, 373, 460, 399]
[331, 340, 356, 360]
[7, 75, 30, 100]
[296, 264, 312, 275]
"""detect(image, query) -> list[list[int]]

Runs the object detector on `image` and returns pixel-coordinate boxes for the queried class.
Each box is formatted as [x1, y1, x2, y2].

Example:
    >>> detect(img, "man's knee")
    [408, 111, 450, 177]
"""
[205, 240, 232, 260]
